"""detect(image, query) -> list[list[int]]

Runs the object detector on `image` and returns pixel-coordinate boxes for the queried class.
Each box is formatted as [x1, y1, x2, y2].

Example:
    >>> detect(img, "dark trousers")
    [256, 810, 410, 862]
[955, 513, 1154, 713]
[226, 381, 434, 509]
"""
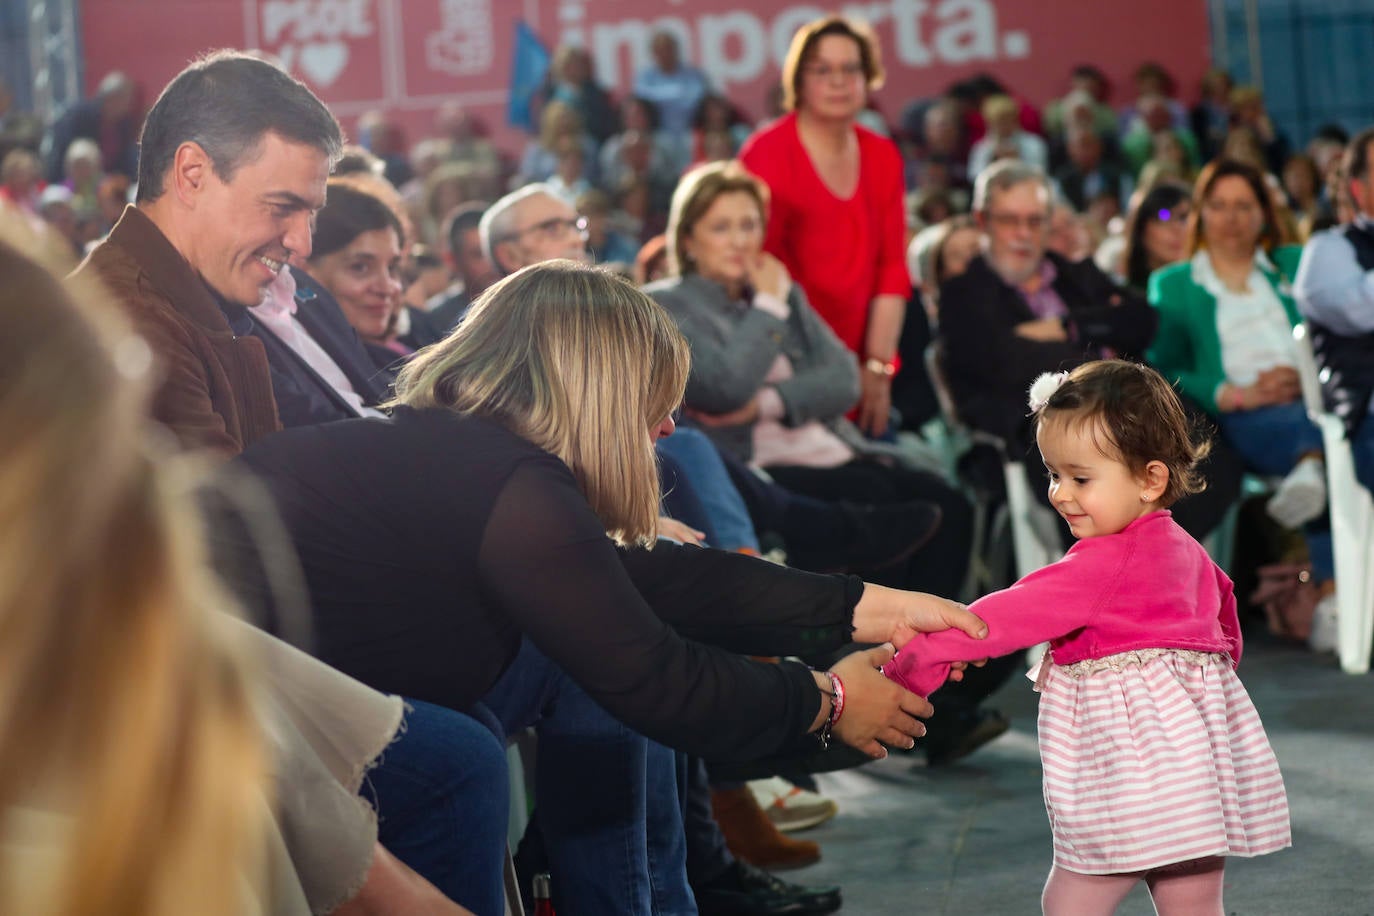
[763, 461, 975, 598]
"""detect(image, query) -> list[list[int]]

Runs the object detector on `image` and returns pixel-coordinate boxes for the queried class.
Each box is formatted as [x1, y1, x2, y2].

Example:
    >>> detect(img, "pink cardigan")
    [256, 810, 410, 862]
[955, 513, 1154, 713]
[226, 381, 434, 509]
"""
[886, 511, 1242, 698]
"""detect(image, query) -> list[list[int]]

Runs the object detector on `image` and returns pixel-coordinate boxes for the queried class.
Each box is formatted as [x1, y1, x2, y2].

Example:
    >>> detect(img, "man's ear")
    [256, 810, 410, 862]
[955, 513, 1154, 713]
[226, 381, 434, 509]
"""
[1141, 459, 1169, 503]
[169, 141, 213, 207]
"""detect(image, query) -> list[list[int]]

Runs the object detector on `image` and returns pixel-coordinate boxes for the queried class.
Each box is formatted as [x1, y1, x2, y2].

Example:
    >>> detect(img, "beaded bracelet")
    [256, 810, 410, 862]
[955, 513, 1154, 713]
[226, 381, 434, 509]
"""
[815, 671, 846, 748]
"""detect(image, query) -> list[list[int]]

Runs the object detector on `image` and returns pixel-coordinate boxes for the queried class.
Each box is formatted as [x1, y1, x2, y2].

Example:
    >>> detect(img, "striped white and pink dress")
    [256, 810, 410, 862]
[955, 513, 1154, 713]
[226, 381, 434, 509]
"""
[1033, 647, 1291, 875]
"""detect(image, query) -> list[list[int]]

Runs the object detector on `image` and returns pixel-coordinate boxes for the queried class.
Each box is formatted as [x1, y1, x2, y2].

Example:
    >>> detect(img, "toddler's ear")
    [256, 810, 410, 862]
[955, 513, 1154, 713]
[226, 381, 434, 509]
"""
[1140, 460, 1169, 503]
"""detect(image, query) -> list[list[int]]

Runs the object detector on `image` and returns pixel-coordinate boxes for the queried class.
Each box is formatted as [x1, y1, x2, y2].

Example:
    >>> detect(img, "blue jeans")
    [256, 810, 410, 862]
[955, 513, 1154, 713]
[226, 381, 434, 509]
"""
[1218, 402, 1333, 580]
[483, 639, 697, 915]
[361, 699, 510, 916]
[657, 426, 759, 551]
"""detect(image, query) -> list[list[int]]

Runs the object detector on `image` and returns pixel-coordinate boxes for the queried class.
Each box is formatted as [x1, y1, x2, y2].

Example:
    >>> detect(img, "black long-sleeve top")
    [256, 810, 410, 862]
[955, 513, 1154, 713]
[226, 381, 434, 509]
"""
[938, 252, 1158, 446]
[230, 407, 863, 762]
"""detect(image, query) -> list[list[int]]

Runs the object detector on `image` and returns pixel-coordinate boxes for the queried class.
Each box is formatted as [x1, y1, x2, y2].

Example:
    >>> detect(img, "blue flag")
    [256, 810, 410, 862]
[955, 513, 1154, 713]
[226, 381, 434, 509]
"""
[507, 21, 551, 131]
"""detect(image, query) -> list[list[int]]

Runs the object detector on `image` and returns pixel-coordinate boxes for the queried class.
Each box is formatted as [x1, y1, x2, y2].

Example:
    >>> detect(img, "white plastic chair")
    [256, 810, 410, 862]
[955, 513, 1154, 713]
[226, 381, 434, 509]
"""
[924, 342, 1062, 588]
[1292, 323, 1374, 674]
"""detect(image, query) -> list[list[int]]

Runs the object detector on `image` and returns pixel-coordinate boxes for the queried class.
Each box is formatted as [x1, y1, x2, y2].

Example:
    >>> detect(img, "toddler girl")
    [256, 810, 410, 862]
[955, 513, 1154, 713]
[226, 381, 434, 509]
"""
[886, 359, 1290, 915]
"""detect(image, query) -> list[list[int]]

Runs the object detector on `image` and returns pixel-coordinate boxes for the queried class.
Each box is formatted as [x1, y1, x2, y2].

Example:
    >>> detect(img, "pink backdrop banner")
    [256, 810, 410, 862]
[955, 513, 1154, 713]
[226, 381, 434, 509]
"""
[79, 0, 1211, 148]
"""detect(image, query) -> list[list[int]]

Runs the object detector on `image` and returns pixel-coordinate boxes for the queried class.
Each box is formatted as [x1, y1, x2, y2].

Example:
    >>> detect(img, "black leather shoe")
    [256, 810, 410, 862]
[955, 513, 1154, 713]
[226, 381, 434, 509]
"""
[695, 861, 842, 916]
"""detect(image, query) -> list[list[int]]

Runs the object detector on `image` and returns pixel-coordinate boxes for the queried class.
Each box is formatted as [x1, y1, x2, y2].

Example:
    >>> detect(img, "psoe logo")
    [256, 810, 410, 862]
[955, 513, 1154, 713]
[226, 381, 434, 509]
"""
[251, 0, 377, 88]
[427, 0, 495, 76]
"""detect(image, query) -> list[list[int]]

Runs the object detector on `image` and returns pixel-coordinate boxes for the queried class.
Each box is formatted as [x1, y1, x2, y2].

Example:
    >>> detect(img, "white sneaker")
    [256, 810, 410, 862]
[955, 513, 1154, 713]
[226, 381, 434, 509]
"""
[748, 777, 838, 832]
[1309, 593, 1339, 654]
[1266, 457, 1327, 528]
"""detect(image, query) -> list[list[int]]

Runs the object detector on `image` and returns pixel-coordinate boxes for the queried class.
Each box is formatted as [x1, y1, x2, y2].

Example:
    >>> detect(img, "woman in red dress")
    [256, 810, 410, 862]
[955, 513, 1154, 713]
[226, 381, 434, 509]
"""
[740, 16, 910, 437]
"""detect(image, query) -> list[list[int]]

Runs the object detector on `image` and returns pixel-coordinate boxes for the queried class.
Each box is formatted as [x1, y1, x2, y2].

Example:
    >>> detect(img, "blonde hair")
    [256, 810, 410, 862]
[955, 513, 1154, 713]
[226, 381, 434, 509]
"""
[664, 161, 770, 277]
[391, 259, 690, 545]
[0, 215, 265, 916]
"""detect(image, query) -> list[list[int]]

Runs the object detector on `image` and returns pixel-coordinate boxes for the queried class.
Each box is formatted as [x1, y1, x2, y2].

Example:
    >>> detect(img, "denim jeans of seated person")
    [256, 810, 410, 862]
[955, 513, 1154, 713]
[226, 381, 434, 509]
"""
[483, 638, 698, 916]
[658, 425, 761, 552]
[360, 698, 511, 915]
[1217, 400, 1333, 580]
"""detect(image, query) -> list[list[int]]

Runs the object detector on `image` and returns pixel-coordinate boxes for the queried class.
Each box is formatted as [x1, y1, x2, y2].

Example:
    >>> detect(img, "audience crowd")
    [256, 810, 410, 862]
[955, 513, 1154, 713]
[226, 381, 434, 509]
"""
[2, 17, 1373, 916]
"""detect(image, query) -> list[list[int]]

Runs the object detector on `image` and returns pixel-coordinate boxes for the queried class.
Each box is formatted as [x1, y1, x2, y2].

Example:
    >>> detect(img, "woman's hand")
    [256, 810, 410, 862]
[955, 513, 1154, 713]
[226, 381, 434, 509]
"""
[686, 399, 761, 428]
[857, 370, 893, 437]
[656, 516, 706, 545]
[1254, 366, 1300, 405]
[748, 252, 792, 301]
[851, 582, 988, 649]
[827, 645, 933, 758]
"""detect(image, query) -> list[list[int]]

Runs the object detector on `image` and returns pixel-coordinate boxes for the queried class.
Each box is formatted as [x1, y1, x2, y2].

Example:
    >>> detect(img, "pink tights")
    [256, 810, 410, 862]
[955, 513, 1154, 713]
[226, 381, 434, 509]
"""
[1041, 857, 1225, 916]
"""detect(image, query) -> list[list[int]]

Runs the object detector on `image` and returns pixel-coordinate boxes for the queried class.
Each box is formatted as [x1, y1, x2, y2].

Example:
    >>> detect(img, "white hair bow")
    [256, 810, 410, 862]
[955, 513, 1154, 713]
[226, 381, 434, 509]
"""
[1028, 371, 1069, 412]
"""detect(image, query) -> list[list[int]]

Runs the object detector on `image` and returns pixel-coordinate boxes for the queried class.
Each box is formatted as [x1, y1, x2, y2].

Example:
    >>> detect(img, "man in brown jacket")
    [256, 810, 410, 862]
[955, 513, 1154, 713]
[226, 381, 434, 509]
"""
[74, 50, 343, 453]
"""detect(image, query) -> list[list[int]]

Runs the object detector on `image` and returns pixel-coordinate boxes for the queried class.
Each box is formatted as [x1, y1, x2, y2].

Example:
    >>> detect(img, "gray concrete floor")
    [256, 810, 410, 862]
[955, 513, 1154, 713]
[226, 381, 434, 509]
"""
[786, 637, 1374, 915]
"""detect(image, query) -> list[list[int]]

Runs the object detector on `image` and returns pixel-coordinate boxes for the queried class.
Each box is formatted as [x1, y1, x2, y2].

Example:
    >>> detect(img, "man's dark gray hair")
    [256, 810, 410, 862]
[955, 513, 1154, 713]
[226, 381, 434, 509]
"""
[971, 160, 1054, 214]
[136, 50, 343, 203]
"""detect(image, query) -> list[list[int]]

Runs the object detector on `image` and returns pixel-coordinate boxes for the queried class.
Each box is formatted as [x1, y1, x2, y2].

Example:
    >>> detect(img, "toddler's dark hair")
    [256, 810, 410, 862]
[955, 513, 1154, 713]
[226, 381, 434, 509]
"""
[1032, 360, 1211, 506]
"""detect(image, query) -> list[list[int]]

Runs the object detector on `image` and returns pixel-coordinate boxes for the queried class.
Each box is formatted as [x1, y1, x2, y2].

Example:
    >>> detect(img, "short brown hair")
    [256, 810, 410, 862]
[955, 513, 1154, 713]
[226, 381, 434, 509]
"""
[780, 16, 884, 113]
[1033, 360, 1210, 507]
[1186, 157, 1280, 257]
[665, 161, 770, 277]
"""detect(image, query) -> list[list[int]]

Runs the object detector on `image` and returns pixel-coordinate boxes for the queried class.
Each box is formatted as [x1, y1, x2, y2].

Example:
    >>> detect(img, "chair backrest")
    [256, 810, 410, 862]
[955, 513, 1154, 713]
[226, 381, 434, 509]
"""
[1291, 322, 1329, 422]
[923, 340, 965, 431]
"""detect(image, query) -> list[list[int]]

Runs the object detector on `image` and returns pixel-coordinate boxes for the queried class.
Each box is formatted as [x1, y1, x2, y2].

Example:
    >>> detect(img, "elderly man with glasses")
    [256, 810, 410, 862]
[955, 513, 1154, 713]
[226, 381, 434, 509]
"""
[936, 160, 1158, 453]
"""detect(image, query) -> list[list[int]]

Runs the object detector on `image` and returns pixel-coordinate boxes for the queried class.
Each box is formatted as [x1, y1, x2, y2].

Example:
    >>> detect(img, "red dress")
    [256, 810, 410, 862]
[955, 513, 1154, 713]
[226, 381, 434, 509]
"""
[739, 112, 911, 360]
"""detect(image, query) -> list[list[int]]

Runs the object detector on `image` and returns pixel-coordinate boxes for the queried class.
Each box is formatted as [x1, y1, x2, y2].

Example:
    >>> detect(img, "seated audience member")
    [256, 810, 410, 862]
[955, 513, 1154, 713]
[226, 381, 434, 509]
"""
[516, 100, 597, 187]
[538, 44, 619, 145]
[1148, 158, 1336, 648]
[646, 161, 971, 596]
[1282, 153, 1322, 239]
[1053, 126, 1128, 213]
[968, 93, 1048, 179]
[692, 94, 752, 160]
[427, 201, 497, 333]
[0, 213, 482, 916]
[938, 160, 1157, 450]
[1121, 181, 1193, 292]
[0, 147, 43, 217]
[43, 69, 139, 182]
[1191, 67, 1234, 162]
[69, 52, 512, 910]
[1294, 126, 1374, 495]
[1046, 203, 1094, 262]
[599, 96, 680, 188]
[1119, 62, 1189, 135]
[1229, 85, 1290, 175]
[907, 98, 970, 194]
[633, 29, 710, 166]
[545, 134, 593, 203]
[233, 258, 987, 913]
[1121, 95, 1200, 178]
[303, 176, 413, 378]
[60, 136, 103, 218]
[939, 160, 1243, 545]
[1042, 65, 1117, 144]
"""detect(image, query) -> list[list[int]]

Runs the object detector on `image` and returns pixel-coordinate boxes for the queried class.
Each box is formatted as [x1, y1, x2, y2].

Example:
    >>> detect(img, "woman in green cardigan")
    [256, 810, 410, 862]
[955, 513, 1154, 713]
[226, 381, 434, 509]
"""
[1147, 158, 1334, 644]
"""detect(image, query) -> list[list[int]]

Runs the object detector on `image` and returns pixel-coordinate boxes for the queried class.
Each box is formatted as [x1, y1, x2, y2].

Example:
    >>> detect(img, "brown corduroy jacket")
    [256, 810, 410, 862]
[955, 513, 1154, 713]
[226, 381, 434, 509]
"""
[74, 205, 280, 454]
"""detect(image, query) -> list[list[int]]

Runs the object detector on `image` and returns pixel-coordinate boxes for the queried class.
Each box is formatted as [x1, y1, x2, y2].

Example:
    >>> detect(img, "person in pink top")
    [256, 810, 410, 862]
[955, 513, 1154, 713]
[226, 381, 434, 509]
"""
[739, 16, 910, 437]
[886, 360, 1290, 915]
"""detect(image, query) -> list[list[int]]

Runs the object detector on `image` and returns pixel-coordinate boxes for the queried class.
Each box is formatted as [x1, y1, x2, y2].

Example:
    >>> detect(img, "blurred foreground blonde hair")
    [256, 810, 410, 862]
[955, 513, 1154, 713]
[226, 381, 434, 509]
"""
[392, 260, 690, 545]
[0, 215, 265, 916]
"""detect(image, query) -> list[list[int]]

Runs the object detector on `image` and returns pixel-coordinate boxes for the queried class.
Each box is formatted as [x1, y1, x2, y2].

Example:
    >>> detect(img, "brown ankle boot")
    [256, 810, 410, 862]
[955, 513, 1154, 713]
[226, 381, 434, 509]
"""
[710, 786, 821, 870]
